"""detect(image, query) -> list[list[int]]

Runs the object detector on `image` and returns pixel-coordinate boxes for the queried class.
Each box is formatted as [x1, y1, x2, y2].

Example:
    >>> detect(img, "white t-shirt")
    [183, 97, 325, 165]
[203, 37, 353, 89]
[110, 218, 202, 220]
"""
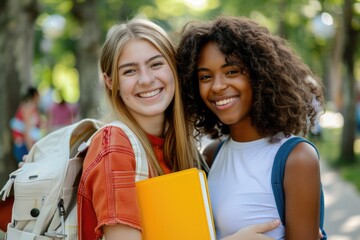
[208, 136, 289, 240]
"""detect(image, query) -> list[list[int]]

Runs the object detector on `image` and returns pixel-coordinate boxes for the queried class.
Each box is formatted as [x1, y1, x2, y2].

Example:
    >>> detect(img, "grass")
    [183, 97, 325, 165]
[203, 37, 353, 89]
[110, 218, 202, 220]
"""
[311, 127, 360, 192]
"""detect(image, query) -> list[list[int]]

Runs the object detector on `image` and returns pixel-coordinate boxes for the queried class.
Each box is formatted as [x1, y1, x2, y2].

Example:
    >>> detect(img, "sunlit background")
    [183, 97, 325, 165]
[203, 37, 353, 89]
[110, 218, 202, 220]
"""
[31, 0, 350, 107]
[0, 0, 360, 239]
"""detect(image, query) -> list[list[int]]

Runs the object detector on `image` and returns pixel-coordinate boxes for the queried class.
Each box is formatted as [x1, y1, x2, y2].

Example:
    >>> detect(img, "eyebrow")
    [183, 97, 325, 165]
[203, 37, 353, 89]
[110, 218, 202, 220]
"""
[197, 63, 234, 72]
[118, 55, 164, 70]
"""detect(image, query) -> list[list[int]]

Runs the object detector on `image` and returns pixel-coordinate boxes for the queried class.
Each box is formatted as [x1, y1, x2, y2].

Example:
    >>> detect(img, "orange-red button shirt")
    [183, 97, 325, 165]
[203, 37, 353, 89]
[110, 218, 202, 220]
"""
[77, 126, 169, 240]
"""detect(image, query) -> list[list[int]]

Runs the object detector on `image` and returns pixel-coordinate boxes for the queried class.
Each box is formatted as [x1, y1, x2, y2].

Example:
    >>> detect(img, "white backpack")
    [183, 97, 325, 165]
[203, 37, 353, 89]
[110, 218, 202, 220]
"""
[0, 118, 148, 240]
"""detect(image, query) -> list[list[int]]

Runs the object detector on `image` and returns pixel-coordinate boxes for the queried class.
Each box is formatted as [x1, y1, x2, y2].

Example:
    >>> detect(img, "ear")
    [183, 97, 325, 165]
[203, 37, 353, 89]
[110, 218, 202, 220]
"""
[103, 73, 112, 90]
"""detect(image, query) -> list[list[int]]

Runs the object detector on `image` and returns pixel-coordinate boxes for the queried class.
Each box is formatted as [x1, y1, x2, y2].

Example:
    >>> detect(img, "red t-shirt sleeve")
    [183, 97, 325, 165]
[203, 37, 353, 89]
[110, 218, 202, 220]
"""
[79, 126, 142, 238]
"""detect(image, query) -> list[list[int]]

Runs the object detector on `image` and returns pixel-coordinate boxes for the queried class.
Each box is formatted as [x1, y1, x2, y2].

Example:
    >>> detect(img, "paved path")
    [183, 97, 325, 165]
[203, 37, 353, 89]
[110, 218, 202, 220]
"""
[321, 160, 360, 240]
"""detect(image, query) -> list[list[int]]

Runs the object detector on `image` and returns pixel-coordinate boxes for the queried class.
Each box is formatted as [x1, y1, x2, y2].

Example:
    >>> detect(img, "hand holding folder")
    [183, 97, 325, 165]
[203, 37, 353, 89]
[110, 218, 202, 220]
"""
[136, 168, 216, 240]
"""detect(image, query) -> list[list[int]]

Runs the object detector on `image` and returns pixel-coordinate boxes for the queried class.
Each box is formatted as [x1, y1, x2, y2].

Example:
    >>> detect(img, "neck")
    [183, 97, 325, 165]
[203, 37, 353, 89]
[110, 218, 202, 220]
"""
[136, 115, 165, 137]
[229, 120, 262, 142]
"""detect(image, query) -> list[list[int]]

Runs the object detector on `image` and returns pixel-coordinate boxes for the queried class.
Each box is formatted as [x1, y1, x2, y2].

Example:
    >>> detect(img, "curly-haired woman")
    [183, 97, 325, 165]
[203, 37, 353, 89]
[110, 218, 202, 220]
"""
[177, 16, 326, 240]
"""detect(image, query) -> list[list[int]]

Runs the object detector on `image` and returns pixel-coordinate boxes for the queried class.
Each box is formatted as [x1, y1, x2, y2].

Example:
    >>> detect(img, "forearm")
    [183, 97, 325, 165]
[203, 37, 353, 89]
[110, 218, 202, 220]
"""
[103, 224, 142, 240]
[220, 220, 280, 240]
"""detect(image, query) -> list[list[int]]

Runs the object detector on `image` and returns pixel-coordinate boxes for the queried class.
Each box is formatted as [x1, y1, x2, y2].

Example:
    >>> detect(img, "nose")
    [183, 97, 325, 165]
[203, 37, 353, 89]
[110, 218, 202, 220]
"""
[138, 66, 154, 85]
[211, 74, 227, 92]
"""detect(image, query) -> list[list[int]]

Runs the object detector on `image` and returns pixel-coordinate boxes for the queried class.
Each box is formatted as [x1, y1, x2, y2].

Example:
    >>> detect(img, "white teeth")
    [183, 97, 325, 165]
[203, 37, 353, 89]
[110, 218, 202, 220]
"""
[215, 97, 237, 106]
[138, 89, 161, 98]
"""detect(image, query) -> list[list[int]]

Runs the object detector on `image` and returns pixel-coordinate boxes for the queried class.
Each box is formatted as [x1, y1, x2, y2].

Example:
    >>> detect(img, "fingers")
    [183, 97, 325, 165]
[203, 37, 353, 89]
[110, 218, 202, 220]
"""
[22, 154, 28, 162]
[319, 228, 323, 239]
[18, 161, 25, 168]
[18, 154, 29, 168]
[249, 219, 281, 233]
[221, 220, 281, 240]
[259, 235, 277, 240]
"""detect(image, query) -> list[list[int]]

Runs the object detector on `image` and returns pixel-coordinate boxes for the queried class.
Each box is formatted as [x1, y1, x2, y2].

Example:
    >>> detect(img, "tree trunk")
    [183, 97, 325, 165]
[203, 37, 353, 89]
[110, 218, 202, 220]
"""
[340, 0, 358, 164]
[327, 23, 344, 109]
[72, 0, 102, 119]
[0, 0, 39, 186]
[277, 0, 288, 38]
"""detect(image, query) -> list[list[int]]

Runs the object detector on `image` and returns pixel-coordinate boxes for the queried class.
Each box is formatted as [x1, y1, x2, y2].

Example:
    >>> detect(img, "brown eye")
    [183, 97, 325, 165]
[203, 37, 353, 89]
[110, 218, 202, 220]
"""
[198, 74, 212, 81]
[150, 61, 164, 69]
[123, 69, 136, 76]
[226, 70, 239, 75]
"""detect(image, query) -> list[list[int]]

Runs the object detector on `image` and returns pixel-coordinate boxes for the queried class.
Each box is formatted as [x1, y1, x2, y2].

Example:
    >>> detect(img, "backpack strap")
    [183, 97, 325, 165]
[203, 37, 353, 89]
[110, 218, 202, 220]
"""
[271, 136, 327, 239]
[214, 140, 225, 160]
[108, 121, 149, 181]
[81, 121, 149, 182]
[206, 139, 225, 168]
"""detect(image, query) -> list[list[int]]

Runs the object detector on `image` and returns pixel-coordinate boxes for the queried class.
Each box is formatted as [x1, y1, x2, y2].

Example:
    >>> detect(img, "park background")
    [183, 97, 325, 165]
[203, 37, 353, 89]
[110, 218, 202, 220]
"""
[0, 0, 359, 239]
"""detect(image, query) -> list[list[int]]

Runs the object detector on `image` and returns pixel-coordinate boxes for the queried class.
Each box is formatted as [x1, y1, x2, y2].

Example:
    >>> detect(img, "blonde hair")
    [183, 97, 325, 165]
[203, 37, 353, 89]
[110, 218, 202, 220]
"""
[99, 18, 199, 175]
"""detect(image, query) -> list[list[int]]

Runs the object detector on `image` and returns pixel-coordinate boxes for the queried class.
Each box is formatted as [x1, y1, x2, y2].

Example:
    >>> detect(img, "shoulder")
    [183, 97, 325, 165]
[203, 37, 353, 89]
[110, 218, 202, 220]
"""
[83, 125, 138, 174]
[285, 141, 320, 172]
[84, 126, 135, 165]
[283, 140, 321, 190]
[91, 125, 133, 147]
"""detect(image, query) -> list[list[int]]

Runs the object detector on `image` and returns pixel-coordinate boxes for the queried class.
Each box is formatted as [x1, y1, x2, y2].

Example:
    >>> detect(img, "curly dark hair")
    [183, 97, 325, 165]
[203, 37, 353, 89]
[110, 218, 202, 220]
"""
[176, 16, 324, 141]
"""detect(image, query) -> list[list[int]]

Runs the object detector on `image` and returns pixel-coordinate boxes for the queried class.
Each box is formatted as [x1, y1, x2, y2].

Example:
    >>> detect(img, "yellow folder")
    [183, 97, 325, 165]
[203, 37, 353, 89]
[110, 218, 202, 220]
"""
[135, 168, 216, 240]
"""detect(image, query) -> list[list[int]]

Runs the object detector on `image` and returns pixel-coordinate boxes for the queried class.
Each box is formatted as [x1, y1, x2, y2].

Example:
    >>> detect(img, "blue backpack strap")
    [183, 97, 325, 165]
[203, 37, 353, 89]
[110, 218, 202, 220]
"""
[213, 140, 225, 161]
[271, 136, 327, 239]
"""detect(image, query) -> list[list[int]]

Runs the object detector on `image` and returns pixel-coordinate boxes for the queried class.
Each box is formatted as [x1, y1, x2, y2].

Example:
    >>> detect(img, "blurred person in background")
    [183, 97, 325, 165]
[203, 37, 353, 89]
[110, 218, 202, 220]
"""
[10, 86, 44, 167]
[47, 89, 78, 132]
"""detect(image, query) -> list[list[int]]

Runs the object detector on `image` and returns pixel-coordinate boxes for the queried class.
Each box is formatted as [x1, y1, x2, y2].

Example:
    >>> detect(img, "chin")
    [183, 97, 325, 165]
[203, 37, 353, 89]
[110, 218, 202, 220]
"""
[218, 117, 239, 125]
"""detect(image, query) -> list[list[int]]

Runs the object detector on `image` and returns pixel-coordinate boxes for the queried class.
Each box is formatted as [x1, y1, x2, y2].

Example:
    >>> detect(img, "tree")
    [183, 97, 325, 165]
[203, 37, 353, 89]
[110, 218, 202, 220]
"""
[339, 0, 359, 164]
[72, 0, 102, 118]
[0, 0, 39, 185]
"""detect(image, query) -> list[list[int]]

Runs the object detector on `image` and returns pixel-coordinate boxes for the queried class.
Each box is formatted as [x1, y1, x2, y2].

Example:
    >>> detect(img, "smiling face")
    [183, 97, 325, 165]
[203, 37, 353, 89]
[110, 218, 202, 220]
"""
[117, 39, 175, 125]
[197, 41, 254, 135]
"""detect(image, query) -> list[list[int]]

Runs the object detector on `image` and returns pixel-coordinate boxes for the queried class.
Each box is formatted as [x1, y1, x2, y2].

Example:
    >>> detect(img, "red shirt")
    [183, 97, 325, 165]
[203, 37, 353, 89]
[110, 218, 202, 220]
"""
[12, 102, 41, 144]
[77, 126, 169, 240]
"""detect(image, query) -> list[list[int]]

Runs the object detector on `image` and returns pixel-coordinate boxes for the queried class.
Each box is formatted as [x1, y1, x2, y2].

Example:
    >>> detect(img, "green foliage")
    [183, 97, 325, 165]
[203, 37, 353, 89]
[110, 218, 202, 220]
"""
[314, 127, 342, 166]
[341, 161, 360, 192]
[30, 0, 360, 121]
[314, 126, 360, 192]
[32, 0, 338, 87]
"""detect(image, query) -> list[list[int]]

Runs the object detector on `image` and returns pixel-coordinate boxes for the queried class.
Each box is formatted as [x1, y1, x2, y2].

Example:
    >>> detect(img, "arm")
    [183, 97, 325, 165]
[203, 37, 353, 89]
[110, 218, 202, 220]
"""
[284, 142, 321, 239]
[221, 220, 280, 240]
[103, 224, 141, 240]
[79, 127, 143, 239]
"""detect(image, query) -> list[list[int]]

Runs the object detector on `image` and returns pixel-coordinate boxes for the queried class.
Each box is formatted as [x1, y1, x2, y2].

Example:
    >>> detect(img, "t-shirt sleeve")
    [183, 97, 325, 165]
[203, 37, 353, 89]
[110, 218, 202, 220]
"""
[82, 126, 142, 236]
